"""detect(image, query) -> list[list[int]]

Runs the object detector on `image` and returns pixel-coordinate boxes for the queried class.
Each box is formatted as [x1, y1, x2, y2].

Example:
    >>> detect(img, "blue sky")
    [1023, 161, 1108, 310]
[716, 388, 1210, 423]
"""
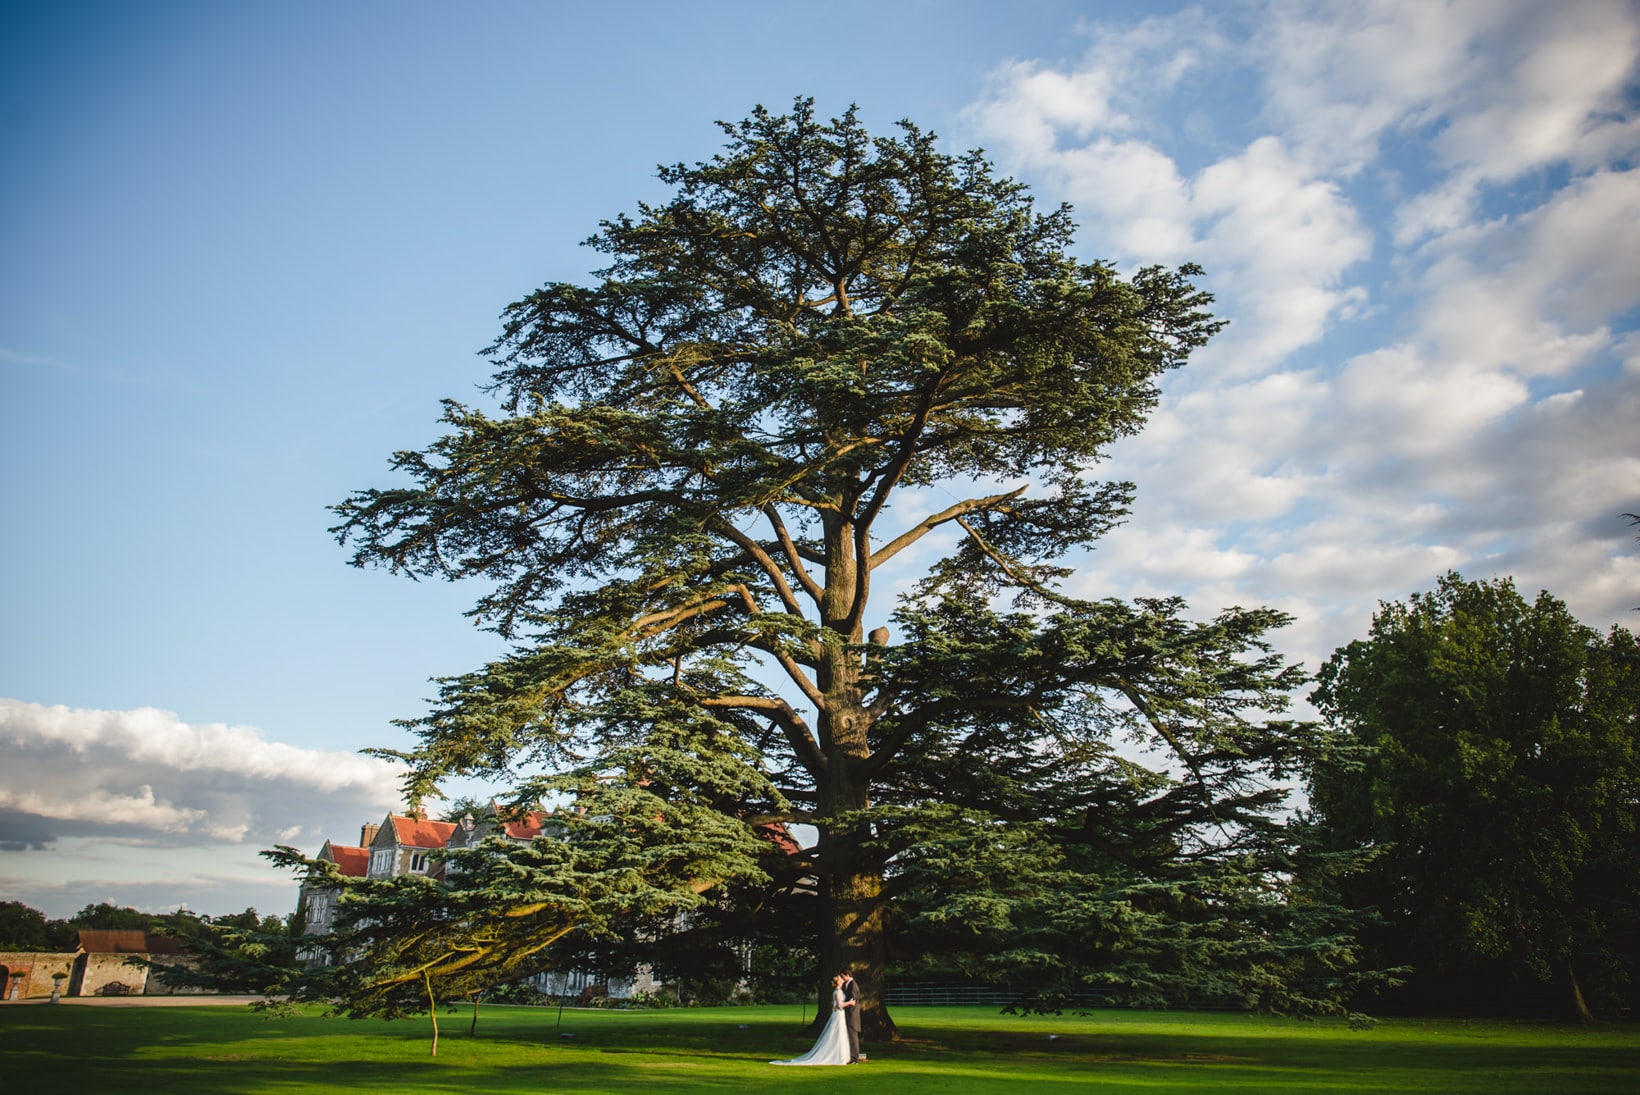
[3, 0, 1637, 921]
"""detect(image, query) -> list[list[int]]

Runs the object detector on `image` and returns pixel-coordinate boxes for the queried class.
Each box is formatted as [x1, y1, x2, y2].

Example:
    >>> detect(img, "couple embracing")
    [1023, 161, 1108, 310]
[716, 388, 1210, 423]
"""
[771, 969, 863, 1066]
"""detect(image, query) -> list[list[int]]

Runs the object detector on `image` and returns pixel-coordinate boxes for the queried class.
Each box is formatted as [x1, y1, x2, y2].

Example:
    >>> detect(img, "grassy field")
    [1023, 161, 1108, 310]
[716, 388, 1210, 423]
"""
[3, 1001, 1637, 1094]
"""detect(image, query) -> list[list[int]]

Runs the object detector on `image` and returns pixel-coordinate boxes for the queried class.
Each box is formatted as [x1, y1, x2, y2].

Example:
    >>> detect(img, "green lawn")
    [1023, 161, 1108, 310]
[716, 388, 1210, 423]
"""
[3, 1002, 1636, 1094]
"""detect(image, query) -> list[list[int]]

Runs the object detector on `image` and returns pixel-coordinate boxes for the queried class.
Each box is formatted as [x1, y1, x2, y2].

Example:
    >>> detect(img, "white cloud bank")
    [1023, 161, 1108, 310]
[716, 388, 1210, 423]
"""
[960, 0, 1640, 673]
[0, 698, 404, 918]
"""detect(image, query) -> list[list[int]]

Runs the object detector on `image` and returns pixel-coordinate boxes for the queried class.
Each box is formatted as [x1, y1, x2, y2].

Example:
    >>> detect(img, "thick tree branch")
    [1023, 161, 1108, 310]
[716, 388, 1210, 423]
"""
[712, 520, 811, 618]
[762, 504, 826, 601]
[699, 694, 826, 775]
[869, 486, 1028, 570]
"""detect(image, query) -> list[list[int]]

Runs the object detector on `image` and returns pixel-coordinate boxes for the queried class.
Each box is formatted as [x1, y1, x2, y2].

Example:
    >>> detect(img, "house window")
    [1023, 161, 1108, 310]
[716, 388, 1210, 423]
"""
[409, 852, 428, 872]
[371, 850, 392, 876]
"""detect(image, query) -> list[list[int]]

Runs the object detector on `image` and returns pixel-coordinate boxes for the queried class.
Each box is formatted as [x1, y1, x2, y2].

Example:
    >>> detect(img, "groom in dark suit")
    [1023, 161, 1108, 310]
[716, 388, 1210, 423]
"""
[839, 969, 862, 1063]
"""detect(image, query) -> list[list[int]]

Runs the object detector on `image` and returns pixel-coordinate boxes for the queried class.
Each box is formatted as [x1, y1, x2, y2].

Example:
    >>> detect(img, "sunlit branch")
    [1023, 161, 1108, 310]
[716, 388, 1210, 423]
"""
[869, 486, 1028, 570]
[699, 694, 826, 775]
[712, 520, 810, 617]
[762, 504, 825, 601]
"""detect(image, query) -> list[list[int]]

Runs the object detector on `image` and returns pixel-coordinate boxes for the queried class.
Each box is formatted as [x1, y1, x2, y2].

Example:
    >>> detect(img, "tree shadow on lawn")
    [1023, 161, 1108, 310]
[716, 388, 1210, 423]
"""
[7, 1006, 1640, 1093]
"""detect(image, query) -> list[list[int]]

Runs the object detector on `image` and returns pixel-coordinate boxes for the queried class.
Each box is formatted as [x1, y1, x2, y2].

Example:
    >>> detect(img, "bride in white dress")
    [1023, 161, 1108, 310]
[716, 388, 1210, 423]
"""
[771, 975, 852, 1066]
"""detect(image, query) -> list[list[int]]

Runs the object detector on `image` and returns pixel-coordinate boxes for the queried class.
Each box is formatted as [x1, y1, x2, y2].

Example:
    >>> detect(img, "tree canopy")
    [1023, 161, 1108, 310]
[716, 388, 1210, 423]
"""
[0, 900, 55, 950]
[335, 100, 1349, 1034]
[1307, 572, 1640, 1020]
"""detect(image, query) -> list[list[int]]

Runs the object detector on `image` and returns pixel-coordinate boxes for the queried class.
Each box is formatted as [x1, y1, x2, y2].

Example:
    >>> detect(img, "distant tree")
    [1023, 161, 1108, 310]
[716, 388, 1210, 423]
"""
[1307, 573, 1640, 1021]
[208, 907, 287, 934]
[0, 900, 52, 949]
[437, 794, 489, 824]
[334, 98, 1335, 1037]
[152, 908, 301, 997]
[70, 902, 155, 931]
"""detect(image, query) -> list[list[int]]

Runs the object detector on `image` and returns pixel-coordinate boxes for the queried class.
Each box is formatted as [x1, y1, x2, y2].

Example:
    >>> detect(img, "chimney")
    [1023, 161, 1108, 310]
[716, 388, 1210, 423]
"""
[360, 822, 380, 847]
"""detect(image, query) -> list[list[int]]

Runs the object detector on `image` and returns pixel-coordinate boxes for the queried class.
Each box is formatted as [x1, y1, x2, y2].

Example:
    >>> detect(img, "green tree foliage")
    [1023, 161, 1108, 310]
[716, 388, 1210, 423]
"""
[178, 766, 767, 1053]
[71, 902, 156, 931]
[0, 900, 54, 949]
[335, 100, 1352, 1035]
[151, 907, 300, 998]
[437, 794, 489, 823]
[1307, 572, 1640, 1020]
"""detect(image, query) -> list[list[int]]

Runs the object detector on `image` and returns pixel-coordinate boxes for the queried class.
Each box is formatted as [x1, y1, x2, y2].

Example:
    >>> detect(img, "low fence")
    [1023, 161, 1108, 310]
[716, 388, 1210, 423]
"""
[883, 982, 1253, 1011]
[885, 982, 1034, 1007]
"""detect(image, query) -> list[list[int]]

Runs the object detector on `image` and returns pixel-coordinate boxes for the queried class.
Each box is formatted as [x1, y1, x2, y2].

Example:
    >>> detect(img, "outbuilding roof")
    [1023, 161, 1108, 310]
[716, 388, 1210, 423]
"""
[74, 930, 182, 955]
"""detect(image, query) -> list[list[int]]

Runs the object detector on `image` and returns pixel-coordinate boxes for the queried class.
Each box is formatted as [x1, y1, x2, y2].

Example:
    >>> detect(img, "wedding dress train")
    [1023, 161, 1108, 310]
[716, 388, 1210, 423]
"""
[771, 990, 851, 1066]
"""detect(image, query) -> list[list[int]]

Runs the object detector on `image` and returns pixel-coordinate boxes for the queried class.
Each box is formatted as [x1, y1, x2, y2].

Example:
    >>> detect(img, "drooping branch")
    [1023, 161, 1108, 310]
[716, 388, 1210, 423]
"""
[862, 693, 1039, 779]
[1114, 683, 1223, 826]
[955, 515, 1094, 610]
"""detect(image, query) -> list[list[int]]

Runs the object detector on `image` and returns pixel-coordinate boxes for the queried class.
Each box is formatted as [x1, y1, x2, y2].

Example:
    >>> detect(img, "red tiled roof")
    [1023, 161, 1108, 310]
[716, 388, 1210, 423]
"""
[501, 810, 552, 840]
[756, 822, 802, 855]
[390, 815, 457, 849]
[324, 843, 369, 877]
[74, 930, 182, 955]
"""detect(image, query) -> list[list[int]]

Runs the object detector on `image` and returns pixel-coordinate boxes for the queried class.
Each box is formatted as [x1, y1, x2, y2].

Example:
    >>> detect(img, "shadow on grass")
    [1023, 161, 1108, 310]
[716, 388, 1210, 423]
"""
[5, 1004, 1638, 1094]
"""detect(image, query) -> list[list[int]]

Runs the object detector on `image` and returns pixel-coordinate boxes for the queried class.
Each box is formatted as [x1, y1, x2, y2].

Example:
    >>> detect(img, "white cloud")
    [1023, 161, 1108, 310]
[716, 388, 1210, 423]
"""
[966, 60, 1132, 152]
[1048, 138, 1196, 261]
[1190, 137, 1372, 369]
[0, 783, 205, 831]
[967, 24, 1375, 373]
[961, 0, 1640, 688]
[0, 698, 403, 851]
[1258, 0, 1509, 174]
[1260, 1, 1640, 178]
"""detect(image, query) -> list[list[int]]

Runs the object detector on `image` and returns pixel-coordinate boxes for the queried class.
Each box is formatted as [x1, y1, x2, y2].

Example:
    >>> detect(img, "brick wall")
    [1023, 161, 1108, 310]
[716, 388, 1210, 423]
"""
[0, 952, 76, 1000]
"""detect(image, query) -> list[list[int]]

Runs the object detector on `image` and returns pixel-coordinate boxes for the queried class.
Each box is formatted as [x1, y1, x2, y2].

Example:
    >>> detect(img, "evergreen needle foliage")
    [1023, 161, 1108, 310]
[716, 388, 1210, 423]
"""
[333, 99, 1376, 1034]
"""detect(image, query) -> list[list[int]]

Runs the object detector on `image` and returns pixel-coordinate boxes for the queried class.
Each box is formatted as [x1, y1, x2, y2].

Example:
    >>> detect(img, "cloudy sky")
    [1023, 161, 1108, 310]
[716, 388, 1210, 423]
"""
[3, 0, 1636, 921]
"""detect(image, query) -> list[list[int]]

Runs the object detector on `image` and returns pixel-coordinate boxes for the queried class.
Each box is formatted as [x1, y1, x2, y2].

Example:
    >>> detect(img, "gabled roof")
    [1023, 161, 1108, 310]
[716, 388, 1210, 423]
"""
[74, 930, 182, 955]
[756, 821, 802, 855]
[319, 841, 369, 877]
[499, 810, 553, 840]
[389, 815, 457, 849]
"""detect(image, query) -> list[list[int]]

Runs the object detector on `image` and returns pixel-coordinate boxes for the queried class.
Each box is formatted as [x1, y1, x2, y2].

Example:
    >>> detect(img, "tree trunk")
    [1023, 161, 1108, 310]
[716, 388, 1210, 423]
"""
[425, 970, 439, 1056]
[1564, 961, 1597, 1024]
[810, 512, 900, 1041]
[825, 859, 898, 1041]
[814, 766, 899, 1041]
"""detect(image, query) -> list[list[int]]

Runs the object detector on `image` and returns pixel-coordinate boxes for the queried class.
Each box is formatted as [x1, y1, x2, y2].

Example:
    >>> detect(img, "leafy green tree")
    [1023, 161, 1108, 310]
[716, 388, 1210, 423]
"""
[1308, 572, 1640, 1020]
[437, 794, 489, 823]
[151, 907, 301, 998]
[70, 902, 155, 931]
[335, 100, 1331, 1036]
[0, 900, 53, 949]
